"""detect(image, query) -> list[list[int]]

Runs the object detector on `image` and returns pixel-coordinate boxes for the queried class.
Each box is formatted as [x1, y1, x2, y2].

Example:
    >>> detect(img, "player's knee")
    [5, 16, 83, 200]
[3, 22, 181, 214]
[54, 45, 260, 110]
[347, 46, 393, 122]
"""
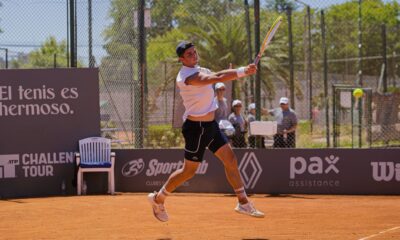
[181, 166, 198, 179]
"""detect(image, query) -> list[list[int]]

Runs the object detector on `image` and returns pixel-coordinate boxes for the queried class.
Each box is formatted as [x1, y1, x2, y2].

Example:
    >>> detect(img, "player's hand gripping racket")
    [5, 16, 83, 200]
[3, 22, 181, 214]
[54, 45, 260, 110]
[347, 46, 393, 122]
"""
[254, 16, 283, 65]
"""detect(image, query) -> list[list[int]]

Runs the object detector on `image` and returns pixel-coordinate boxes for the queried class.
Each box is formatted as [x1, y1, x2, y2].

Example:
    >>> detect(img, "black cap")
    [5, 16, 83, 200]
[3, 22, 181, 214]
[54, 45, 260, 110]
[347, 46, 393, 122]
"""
[176, 41, 194, 57]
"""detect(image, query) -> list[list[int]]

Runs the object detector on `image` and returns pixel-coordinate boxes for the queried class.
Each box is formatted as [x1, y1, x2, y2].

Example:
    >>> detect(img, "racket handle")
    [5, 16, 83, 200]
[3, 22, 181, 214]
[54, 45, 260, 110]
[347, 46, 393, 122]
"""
[254, 55, 260, 65]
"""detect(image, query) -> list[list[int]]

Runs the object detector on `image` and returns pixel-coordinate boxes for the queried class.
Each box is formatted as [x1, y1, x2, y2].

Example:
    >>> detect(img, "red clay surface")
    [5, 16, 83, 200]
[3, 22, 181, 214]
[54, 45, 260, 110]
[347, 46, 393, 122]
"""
[1, 193, 400, 240]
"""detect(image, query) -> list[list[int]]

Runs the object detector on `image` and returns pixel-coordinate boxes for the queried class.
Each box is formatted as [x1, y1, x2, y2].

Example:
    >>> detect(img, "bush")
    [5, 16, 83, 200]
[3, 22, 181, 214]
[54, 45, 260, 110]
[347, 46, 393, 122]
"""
[145, 124, 184, 148]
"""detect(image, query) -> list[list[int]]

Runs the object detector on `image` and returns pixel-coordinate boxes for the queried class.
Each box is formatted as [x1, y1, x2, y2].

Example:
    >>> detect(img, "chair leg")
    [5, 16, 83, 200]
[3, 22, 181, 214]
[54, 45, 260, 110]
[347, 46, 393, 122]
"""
[107, 171, 111, 194]
[111, 170, 115, 195]
[77, 170, 82, 195]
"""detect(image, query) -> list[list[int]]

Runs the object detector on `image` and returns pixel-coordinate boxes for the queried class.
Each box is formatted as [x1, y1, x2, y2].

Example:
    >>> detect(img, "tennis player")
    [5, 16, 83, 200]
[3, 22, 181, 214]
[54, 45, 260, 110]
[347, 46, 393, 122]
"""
[148, 41, 264, 222]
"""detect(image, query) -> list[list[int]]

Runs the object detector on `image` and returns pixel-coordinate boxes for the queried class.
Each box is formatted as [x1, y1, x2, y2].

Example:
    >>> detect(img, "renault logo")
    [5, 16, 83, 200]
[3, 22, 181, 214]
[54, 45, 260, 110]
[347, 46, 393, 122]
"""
[238, 152, 262, 189]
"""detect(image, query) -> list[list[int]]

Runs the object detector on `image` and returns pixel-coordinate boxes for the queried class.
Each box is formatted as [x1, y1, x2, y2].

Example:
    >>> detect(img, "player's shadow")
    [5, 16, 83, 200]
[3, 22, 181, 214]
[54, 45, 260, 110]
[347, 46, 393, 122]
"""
[0, 199, 27, 203]
[242, 238, 269, 240]
[265, 193, 316, 199]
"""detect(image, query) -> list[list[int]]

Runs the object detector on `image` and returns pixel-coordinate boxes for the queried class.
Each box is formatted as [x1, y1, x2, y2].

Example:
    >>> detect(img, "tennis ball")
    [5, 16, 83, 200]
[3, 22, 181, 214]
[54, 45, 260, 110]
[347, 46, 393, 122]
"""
[353, 88, 363, 98]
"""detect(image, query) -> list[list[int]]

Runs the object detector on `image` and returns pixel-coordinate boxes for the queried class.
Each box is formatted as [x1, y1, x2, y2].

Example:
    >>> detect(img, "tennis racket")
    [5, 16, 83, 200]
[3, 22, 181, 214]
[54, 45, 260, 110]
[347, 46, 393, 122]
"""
[254, 16, 283, 65]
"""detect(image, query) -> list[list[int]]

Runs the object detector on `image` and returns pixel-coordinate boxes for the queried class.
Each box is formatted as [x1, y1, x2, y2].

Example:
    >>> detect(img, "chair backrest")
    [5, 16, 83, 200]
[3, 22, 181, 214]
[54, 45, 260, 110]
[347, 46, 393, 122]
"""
[249, 121, 277, 136]
[79, 137, 111, 164]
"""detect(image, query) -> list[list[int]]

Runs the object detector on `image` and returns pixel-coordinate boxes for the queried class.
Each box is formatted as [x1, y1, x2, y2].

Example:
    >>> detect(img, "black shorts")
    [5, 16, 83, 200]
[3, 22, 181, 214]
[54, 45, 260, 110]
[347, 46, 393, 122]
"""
[182, 119, 229, 162]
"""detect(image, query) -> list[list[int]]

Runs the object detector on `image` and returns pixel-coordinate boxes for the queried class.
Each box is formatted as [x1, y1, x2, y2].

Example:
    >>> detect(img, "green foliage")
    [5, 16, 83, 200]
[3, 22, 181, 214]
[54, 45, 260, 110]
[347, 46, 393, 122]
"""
[315, 0, 400, 76]
[145, 124, 184, 148]
[11, 36, 73, 69]
[387, 86, 400, 94]
[266, 0, 297, 13]
[103, 0, 138, 60]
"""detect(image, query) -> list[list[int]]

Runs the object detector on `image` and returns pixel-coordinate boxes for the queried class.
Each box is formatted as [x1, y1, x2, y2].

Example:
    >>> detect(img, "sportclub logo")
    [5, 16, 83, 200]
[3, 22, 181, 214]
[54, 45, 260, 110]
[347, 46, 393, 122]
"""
[0, 154, 20, 179]
[121, 158, 145, 177]
[371, 162, 400, 182]
[122, 158, 208, 177]
[238, 152, 262, 189]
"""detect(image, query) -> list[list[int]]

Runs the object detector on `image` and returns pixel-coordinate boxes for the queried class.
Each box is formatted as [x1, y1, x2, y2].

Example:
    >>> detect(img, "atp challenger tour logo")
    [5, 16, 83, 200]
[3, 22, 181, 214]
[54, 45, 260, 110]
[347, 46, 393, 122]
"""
[371, 162, 400, 182]
[238, 152, 262, 189]
[289, 155, 340, 187]
[0, 152, 73, 179]
[0, 155, 20, 178]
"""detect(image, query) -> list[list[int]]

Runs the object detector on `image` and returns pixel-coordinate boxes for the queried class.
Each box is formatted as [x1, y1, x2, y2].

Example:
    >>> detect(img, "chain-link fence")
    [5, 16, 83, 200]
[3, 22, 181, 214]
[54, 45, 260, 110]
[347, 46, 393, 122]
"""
[1, 0, 399, 148]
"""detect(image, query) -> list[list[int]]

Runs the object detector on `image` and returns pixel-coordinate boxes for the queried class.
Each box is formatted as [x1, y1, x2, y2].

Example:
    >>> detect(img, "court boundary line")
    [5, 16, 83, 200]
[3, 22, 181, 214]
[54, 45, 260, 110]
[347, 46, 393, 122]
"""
[358, 226, 400, 240]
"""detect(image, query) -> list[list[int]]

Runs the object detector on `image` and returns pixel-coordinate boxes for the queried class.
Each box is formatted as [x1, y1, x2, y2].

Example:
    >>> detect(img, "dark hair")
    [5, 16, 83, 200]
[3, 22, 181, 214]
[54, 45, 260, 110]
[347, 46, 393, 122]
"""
[176, 41, 194, 57]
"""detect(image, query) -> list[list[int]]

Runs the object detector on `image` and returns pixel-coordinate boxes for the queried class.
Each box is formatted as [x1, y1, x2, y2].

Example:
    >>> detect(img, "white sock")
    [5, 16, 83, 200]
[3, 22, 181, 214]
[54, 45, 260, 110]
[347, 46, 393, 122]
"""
[156, 186, 171, 203]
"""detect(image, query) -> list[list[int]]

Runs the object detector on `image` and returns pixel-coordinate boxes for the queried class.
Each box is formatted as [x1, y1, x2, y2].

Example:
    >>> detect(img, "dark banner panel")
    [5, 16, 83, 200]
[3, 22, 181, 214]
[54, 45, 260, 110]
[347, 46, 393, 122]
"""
[0, 69, 100, 198]
[114, 149, 400, 195]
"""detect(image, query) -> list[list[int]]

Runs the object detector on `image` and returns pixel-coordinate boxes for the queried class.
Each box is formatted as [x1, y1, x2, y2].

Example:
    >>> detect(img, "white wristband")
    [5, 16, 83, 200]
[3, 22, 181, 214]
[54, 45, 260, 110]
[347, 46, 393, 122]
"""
[236, 67, 247, 78]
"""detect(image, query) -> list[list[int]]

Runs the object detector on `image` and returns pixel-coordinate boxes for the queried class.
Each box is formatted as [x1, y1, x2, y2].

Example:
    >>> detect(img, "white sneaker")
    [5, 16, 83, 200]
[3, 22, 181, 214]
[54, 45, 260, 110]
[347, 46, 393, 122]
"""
[147, 192, 169, 222]
[235, 202, 265, 218]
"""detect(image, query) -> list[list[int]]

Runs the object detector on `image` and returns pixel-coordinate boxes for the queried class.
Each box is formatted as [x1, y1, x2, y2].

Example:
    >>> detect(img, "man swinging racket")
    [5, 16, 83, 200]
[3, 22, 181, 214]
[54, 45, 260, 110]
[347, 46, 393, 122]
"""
[147, 41, 265, 222]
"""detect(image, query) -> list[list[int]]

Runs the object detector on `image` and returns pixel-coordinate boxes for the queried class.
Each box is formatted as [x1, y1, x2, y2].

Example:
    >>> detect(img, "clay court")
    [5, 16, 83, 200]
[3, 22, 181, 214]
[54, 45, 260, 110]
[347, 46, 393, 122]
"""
[1, 193, 399, 240]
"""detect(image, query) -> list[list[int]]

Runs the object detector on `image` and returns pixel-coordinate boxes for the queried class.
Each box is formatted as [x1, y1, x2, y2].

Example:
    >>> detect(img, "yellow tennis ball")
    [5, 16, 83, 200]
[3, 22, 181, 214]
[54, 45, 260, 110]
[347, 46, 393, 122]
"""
[353, 88, 363, 98]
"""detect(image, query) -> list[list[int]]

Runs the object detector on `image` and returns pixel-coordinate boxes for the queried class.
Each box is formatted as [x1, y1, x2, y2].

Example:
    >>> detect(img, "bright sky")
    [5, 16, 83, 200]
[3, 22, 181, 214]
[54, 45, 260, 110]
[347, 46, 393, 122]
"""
[0, 0, 111, 65]
[0, 0, 396, 65]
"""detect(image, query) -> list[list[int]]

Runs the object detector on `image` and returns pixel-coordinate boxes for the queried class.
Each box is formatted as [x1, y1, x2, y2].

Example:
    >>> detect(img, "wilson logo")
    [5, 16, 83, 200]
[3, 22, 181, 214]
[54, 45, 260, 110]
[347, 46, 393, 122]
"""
[371, 162, 400, 182]
[122, 158, 145, 177]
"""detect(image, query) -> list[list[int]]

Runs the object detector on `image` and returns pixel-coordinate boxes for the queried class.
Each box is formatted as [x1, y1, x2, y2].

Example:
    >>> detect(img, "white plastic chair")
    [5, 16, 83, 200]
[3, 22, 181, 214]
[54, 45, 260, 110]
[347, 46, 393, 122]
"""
[75, 137, 115, 195]
[249, 121, 277, 136]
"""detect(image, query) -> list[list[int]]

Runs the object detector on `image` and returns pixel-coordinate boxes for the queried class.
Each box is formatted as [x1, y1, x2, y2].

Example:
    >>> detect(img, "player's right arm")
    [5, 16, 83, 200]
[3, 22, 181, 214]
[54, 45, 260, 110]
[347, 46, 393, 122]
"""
[185, 64, 257, 86]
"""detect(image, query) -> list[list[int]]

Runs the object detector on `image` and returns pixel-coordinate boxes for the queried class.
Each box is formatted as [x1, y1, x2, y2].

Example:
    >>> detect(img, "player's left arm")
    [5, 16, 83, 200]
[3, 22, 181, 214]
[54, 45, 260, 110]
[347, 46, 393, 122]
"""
[185, 64, 257, 86]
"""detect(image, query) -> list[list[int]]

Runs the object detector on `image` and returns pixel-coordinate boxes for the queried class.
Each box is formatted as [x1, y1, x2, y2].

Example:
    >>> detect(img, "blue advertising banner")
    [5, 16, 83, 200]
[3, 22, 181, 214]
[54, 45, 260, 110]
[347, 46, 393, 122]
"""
[0, 69, 100, 198]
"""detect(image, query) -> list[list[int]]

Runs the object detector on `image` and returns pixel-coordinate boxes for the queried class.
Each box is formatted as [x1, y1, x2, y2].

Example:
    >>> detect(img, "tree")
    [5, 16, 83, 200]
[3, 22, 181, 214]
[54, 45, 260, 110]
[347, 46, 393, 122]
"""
[266, 0, 297, 13]
[313, 0, 400, 77]
[11, 36, 70, 69]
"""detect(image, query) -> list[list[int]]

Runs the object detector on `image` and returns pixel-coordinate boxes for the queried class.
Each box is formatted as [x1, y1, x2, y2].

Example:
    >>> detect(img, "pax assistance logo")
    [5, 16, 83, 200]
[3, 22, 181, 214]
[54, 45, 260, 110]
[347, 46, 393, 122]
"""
[238, 152, 262, 189]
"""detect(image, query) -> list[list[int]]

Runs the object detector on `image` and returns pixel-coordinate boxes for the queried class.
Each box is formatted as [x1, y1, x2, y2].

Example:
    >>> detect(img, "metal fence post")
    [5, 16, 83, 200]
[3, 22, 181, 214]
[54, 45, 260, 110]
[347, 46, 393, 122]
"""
[136, 0, 146, 148]
[254, 0, 262, 148]
[321, 10, 330, 147]
[287, 6, 295, 109]
[69, 0, 77, 67]
[382, 24, 387, 93]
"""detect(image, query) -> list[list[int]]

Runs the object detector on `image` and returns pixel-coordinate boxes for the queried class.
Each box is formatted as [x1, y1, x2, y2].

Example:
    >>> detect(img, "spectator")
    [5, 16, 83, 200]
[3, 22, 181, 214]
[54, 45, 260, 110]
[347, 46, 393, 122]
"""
[229, 100, 247, 148]
[269, 97, 298, 148]
[214, 82, 229, 123]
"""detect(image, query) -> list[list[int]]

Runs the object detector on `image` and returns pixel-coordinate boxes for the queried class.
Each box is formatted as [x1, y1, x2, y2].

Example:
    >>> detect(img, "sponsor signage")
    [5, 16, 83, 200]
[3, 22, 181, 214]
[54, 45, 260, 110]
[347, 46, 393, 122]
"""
[115, 149, 400, 195]
[0, 69, 100, 198]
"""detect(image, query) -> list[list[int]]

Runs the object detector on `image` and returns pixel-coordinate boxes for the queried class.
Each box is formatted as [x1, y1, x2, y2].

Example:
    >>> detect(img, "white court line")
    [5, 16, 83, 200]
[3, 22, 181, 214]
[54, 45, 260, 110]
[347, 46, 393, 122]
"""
[358, 226, 400, 240]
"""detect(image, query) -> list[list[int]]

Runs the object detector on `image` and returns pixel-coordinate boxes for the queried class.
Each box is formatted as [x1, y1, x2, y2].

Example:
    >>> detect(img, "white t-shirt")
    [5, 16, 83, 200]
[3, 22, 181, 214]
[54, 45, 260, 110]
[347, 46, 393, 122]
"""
[176, 65, 218, 121]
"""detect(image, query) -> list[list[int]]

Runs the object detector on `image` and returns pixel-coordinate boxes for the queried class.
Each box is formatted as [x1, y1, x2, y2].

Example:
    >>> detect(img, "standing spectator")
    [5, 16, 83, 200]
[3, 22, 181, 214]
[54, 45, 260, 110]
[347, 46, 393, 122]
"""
[229, 100, 247, 148]
[270, 97, 298, 148]
[214, 82, 229, 123]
